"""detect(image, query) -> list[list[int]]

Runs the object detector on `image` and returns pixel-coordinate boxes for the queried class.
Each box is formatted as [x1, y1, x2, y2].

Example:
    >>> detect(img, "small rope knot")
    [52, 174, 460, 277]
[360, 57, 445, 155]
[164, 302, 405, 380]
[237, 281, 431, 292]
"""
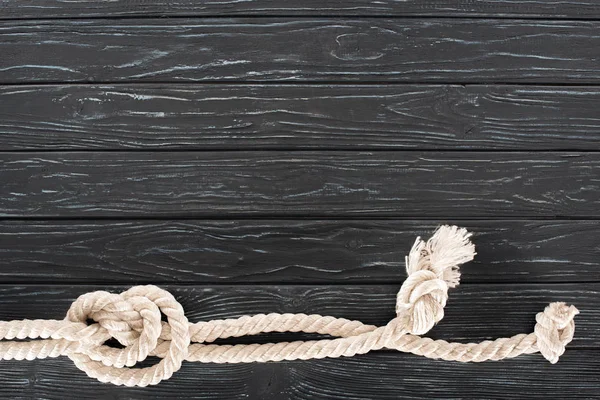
[397, 225, 475, 335]
[396, 270, 448, 335]
[534, 302, 579, 364]
[65, 285, 190, 386]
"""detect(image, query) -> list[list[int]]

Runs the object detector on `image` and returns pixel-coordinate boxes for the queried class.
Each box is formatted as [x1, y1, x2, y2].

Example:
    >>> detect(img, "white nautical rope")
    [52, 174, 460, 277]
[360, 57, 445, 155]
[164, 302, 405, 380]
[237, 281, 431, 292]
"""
[0, 226, 578, 387]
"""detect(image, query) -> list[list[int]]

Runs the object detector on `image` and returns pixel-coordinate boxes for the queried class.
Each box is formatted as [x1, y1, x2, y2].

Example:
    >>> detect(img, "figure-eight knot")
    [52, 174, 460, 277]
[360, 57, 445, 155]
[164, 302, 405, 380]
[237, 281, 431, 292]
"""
[0, 225, 578, 387]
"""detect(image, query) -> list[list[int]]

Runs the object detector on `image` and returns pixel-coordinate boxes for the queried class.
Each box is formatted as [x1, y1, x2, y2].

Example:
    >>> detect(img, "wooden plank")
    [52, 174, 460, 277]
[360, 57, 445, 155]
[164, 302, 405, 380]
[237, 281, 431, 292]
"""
[4, 0, 600, 19]
[1, 220, 599, 284]
[1, 152, 599, 218]
[0, 350, 596, 399]
[3, 19, 600, 83]
[0, 284, 596, 346]
[3, 85, 600, 150]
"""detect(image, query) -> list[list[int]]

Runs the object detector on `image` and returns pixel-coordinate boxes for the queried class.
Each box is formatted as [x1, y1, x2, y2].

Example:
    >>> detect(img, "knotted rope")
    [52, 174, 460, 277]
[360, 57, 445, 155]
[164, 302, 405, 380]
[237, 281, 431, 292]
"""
[0, 226, 578, 387]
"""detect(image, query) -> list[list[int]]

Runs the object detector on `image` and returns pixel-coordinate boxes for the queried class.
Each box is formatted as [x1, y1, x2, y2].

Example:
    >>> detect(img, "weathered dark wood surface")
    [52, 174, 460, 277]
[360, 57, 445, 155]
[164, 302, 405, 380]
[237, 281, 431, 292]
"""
[1, 351, 597, 399]
[2, 152, 599, 218]
[3, 85, 600, 150]
[1, 2, 599, 399]
[1, 220, 599, 283]
[3, 0, 600, 19]
[3, 19, 600, 84]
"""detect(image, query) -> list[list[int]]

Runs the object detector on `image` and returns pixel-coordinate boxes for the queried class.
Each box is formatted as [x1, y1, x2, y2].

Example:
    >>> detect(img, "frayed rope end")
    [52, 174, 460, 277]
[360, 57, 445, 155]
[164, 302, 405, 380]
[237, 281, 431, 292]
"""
[405, 225, 476, 288]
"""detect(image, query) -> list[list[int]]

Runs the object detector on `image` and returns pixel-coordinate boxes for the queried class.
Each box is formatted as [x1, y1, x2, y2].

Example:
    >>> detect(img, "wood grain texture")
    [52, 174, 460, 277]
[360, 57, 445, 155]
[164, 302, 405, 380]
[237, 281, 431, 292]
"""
[2, 152, 599, 218]
[4, 0, 600, 19]
[1, 220, 599, 284]
[3, 19, 600, 84]
[0, 284, 596, 346]
[1, 3, 599, 397]
[3, 84, 600, 150]
[0, 350, 597, 399]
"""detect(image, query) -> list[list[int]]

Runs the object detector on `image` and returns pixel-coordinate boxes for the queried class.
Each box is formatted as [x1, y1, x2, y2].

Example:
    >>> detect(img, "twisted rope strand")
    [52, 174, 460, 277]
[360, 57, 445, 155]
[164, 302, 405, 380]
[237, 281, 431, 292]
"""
[0, 226, 578, 387]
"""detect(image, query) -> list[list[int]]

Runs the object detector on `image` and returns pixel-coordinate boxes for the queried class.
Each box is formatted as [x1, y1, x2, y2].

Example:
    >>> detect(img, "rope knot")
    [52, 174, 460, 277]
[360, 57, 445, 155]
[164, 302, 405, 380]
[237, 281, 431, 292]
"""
[396, 225, 475, 335]
[65, 285, 190, 386]
[396, 270, 448, 334]
[534, 302, 579, 364]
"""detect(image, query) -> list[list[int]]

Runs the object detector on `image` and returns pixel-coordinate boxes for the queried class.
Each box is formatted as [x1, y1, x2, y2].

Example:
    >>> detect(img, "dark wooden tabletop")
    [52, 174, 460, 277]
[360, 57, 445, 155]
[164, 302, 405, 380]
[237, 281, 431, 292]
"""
[1, 1, 599, 399]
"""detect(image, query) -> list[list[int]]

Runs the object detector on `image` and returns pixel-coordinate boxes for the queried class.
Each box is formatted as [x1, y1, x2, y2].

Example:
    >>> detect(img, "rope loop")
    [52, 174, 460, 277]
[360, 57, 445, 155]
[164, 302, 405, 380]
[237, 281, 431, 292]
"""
[66, 289, 162, 367]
